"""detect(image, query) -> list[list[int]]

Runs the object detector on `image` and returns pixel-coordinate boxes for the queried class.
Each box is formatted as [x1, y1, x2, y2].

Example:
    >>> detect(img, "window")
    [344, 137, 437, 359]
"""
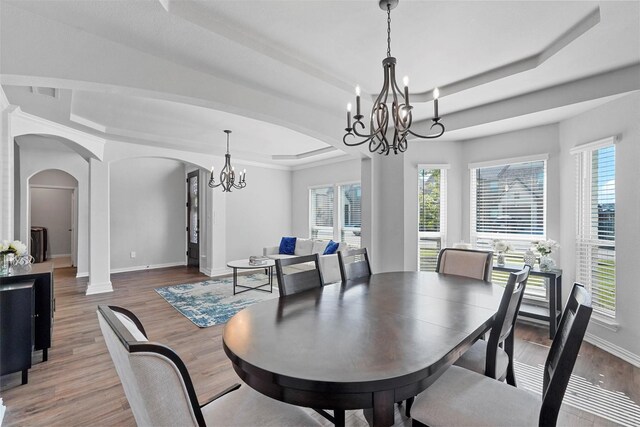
[310, 186, 334, 241]
[470, 156, 548, 299]
[310, 183, 361, 248]
[418, 167, 447, 271]
[573, 138, 616, 318]
[339, 184, 362, 248]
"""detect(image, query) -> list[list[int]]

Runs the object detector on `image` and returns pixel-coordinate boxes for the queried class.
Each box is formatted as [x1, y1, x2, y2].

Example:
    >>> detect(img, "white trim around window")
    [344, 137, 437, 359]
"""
[468, 153, 549, 170]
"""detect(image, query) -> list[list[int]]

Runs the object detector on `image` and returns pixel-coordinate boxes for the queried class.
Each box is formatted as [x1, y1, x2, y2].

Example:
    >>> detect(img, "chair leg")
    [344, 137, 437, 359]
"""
[405, 396, 415, 417]
[505, 332, 517, 387]
[334, 409, 345, 427]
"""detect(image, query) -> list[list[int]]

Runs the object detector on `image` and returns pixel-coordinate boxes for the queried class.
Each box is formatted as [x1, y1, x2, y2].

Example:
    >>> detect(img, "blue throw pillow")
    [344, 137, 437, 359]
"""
[279, 237, 297, 255]
[323, 240, 340, 255]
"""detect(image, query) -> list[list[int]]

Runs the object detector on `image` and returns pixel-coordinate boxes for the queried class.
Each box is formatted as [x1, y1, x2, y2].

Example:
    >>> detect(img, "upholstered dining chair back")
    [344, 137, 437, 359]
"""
[337, 248, 372, 282]
[539, 283, 593, 426]
[97, 305, 207, 427]
[275, 254, 324, 297]
[436, 248, 493, 282]
[485, 265, 530, 378]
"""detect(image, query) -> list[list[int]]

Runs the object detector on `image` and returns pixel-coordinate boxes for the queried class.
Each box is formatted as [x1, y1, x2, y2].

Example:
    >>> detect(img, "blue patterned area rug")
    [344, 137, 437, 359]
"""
[155, 273, 278, 328]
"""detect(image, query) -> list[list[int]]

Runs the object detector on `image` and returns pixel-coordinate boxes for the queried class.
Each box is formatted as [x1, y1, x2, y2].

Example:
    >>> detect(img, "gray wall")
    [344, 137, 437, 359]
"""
[109, 157, 186, 271]
[30, 187, 73, 256]
[225, 164, 293, 260]
[30, 169, 78, 257]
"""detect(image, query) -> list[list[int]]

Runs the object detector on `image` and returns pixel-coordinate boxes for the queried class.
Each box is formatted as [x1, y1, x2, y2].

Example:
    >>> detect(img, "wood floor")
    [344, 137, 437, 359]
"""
[1, 266, 638, 426]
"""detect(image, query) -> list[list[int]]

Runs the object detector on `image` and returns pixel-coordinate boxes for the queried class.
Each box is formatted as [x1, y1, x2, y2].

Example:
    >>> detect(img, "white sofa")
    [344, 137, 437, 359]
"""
[263, 238, 347, 284]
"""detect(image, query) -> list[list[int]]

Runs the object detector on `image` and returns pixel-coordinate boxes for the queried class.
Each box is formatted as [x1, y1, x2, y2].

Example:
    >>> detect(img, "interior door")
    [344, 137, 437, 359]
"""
[186, 171, 199, 267]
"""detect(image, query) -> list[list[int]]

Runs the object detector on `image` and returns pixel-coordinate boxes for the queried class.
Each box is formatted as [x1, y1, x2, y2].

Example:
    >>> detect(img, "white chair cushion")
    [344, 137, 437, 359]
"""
[411, 366, 540, 427]
[294, 238, 314, 256]
[202, 385, 321, 426]
[312, 240, 329, 254]
[454, 340, 509, 379]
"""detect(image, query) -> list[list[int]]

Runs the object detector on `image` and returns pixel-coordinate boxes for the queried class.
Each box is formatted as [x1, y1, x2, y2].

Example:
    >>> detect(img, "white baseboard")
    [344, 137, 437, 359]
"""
[584, 332, 640, 368]
[86, 281, 113, 295]
[110, 261, 186, 274]
[76, 271, 89, 278]
[50, 253, 71, 258]
[206, 267, 232, 277]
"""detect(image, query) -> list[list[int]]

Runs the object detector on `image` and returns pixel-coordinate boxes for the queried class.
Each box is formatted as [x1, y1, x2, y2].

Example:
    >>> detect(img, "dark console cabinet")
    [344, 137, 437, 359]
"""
[0, 262, 54, 362]
[0, 281, 35, 384]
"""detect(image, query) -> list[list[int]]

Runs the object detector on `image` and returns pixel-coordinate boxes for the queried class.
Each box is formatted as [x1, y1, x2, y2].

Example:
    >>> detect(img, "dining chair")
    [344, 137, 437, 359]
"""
[454, 265, 530, 385]
[96, 305, 321, 427]
[410, 283, 593, 427]
[337, 247, 372, 282]
[436, 248, 494, 282]
[275, 254, 324, 297]
[274, 255, 345, 425]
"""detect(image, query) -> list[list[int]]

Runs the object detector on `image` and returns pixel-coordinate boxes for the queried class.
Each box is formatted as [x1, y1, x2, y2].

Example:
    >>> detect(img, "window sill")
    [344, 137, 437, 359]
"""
[590, 315, 619, 332]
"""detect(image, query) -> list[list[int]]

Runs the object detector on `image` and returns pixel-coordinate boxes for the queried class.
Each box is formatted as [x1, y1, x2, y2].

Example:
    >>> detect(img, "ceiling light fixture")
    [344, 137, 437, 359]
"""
[343, 0, 445, 155]
[208, 130, 246, 192]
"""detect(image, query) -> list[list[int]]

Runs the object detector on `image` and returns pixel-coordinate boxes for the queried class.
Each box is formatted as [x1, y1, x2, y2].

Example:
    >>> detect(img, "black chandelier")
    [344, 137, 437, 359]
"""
[343, 0, 445, 155]
[208, 130, 246, 192]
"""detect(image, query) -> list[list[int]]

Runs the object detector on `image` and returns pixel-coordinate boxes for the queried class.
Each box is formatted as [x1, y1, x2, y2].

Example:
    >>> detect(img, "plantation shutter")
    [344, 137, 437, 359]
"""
[418, 167, 447, 271]
[310, 186, 334, 240]
[573, 137, 616, 317]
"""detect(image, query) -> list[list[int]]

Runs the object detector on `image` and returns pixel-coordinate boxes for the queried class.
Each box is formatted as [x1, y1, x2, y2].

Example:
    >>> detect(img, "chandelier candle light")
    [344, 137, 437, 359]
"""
[343, 0, 445, 155]
[208, 130, 246, 192]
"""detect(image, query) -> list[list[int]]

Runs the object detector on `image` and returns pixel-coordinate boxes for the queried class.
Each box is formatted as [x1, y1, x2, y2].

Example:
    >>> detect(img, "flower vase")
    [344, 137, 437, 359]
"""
[539, 255, 555, 271]
[0, 252, 14, 275]
[496, 251, 505, 267]
[523, 249, 537, 267]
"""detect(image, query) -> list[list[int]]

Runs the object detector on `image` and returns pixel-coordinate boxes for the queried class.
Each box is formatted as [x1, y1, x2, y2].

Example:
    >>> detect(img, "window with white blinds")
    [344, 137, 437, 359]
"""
[340, 184, 362, 248]
[470, 158, 547, 299]
[309, 183, 361, 248]
[574, 140, 616, 318]
[418, 167, 447, 271]
[310, 186, 334, 241]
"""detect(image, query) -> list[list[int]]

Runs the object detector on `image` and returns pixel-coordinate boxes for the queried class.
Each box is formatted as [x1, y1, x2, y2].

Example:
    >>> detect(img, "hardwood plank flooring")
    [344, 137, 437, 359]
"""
[1, 266, 638, 426]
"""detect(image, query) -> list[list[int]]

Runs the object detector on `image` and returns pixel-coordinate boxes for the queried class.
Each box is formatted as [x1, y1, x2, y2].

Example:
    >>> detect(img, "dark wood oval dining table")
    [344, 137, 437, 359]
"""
[222, 271, 505, 427]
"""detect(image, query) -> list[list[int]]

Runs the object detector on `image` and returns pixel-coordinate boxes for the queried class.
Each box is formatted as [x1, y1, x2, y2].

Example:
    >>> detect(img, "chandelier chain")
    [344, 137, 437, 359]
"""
[386, 4, 391, 57]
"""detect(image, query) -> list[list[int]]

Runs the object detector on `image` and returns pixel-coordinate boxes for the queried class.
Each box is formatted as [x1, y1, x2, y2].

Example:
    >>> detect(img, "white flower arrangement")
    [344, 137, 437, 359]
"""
[0, 239, 28, 256]
[492, 239, 513, 253]
[534, 239, 559, 256]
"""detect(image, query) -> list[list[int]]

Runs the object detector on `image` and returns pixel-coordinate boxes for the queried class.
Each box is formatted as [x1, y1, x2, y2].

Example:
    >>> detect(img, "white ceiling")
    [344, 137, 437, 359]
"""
[1, 0, 638, 167]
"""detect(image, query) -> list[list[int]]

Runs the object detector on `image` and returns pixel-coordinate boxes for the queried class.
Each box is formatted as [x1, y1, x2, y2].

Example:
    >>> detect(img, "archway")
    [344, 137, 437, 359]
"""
[29, 170, 79, 269]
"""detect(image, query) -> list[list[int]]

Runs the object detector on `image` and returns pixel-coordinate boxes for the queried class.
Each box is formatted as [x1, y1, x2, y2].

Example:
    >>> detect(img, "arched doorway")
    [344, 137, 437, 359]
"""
[29, 170, 79, 268]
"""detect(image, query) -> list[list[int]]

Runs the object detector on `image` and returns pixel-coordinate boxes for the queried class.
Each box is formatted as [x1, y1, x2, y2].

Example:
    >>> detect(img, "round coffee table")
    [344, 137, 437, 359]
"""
[226, 259, 275, 295]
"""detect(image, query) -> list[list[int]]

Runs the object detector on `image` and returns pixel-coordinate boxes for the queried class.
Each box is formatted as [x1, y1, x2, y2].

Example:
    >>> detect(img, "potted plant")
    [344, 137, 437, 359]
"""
[0, 240, 28, 274]
[534, 239, 559, 271]
[492, 239, 513, 266]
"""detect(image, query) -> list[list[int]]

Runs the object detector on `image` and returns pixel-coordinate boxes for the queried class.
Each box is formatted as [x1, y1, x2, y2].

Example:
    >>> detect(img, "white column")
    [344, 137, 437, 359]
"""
[0, 105, 17, 240]
[209, 187, 228, 275]
[377, 153, 406, 272]
[87, 158, 113, 294]
[361, 157, 376, 269]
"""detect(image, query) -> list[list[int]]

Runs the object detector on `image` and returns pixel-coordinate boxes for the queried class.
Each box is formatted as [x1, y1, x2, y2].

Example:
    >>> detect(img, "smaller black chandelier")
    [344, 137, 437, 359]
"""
[208, 130, 246, 192]
[343, 0, 445, 155]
